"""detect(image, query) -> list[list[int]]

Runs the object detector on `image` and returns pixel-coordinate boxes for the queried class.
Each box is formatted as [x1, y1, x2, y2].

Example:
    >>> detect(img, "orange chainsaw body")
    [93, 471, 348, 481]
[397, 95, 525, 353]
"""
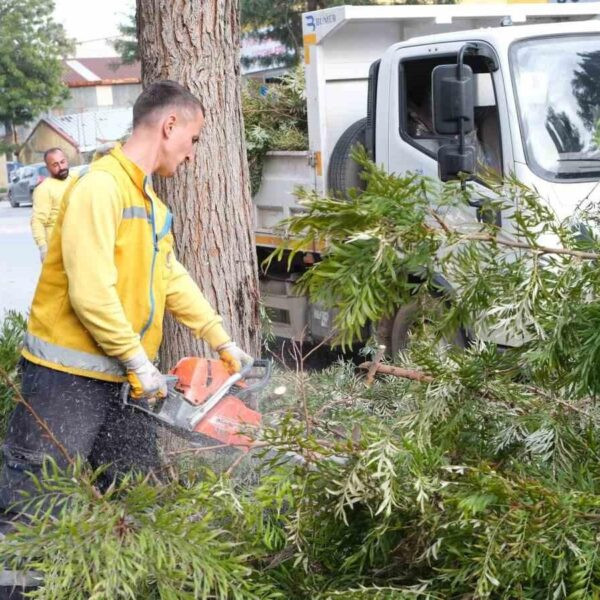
[169, 357, 261, 451]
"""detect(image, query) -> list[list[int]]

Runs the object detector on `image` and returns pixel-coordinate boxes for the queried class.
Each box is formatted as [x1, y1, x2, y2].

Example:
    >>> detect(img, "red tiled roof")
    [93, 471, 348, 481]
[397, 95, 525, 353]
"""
[63, 58, 141, 87]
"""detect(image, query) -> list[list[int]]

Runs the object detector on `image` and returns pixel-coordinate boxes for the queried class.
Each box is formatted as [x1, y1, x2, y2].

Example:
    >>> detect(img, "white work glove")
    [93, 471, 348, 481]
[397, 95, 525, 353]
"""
[217, 342, 254, 375]
[122, 350, 168, 400]
[39, 245, 47, 262]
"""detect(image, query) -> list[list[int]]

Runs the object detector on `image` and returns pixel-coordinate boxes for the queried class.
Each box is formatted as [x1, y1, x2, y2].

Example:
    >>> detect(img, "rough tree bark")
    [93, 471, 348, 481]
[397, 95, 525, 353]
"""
[136, 0, 260, 369]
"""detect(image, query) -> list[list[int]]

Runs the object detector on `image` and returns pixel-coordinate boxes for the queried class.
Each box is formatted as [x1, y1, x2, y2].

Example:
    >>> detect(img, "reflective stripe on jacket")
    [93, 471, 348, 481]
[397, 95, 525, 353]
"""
[23, 144, 230, 382]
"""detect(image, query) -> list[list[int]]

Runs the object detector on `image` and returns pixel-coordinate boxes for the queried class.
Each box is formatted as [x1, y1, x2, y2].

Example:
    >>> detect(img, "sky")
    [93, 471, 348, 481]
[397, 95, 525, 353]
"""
[53, 0, 136, 58]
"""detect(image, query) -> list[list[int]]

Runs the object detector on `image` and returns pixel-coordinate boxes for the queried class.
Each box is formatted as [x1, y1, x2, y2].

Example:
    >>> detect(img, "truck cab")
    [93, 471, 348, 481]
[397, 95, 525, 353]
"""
[256, 3, 600, 345]
[379, 18, 600, 222]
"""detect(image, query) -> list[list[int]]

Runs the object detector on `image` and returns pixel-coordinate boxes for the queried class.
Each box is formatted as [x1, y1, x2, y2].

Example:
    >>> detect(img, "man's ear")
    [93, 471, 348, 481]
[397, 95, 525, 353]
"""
[162, 113, 177, 139]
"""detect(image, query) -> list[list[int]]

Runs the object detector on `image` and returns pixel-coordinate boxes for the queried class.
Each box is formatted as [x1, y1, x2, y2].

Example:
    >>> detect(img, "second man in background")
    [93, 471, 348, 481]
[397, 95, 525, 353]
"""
[30, 147, 73, 262]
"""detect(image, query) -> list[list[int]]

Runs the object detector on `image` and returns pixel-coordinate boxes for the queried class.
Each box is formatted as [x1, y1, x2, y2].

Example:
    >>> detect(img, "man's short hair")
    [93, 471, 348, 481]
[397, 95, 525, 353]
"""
[133, 80, 204, 128]
[43, 147, 64, 162]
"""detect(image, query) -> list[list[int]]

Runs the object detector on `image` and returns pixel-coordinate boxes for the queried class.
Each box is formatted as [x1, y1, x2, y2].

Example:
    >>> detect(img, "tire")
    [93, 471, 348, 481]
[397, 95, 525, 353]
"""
[328, 118, 367, 198]
[8, 192, 18, 208]
[378, 297, 467, 358]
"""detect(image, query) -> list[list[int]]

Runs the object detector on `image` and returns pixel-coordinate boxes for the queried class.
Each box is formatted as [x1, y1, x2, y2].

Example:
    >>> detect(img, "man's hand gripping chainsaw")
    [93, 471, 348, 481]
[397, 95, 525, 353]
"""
[121, 356, 271, 450]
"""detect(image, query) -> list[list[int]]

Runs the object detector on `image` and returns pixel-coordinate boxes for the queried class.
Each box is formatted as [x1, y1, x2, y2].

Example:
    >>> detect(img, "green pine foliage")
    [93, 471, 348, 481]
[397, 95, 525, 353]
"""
[3, 461, 281, 599]
[111, 11, 139, 65]
[0, 311, 26, 437]
[243, 66, 308, 195]
[6, 344, 600, 598]
[6, 159, 600, 597]
[270, 148, 600, 397]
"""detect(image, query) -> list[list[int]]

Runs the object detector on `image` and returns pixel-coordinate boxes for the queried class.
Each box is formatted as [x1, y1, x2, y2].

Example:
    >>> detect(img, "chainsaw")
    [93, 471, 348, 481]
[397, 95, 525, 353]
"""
[121, 358, 272, 451]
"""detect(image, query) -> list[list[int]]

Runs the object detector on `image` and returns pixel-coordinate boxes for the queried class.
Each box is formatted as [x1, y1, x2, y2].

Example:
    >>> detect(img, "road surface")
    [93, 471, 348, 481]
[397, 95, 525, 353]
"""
[0, 201, 40, 317]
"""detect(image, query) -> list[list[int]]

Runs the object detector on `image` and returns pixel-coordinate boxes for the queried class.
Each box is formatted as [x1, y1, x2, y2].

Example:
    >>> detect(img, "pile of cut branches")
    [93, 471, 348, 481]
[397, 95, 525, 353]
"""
[5, 158, 600, 597]
[243, 65, 307, 195]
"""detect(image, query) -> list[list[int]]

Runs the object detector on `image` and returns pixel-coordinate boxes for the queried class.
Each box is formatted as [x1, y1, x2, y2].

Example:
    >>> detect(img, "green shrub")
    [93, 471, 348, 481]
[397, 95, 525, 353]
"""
[5, 346, 600, 598]
[0, 311, 26, 437]
[3, 461, 281, 599]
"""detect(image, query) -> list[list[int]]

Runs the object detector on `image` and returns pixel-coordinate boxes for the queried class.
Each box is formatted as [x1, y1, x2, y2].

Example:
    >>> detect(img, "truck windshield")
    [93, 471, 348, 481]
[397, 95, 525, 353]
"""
[511, 34, 600, 181]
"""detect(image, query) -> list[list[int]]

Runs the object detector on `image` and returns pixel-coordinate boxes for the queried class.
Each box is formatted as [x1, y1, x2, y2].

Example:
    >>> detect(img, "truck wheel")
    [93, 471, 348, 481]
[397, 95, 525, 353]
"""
[328, 118, 367, 198]
[8, 192, 18, 208]
[377, 298, 467, 358]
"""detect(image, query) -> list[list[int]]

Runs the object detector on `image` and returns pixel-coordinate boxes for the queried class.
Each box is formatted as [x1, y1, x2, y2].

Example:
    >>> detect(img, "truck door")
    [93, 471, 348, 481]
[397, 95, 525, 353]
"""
[387, 41, 509, 202]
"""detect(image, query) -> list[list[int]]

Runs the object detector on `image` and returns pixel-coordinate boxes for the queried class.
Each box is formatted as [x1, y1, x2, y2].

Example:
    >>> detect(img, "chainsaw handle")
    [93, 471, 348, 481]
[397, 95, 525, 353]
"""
[235, 359, 272, 397]
[120, 360, 271, 409]
[120, 375, 178, 407]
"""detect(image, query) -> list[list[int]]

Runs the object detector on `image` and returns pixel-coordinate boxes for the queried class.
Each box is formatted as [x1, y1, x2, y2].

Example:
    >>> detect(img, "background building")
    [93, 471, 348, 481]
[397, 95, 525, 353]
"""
[58, 58, 142, 115]
[16, 57, 140, 166]
[19, 108, 132, 165]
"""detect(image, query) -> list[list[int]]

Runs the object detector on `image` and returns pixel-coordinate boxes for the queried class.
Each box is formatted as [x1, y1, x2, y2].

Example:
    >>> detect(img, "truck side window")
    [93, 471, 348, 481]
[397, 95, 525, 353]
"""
[402, 56, 502, 176]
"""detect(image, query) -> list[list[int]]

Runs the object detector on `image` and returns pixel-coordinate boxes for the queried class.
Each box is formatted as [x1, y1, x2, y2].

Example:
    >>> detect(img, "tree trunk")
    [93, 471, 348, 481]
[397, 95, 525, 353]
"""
[136, 0, 260, 370]
[2, 120, 18, 160]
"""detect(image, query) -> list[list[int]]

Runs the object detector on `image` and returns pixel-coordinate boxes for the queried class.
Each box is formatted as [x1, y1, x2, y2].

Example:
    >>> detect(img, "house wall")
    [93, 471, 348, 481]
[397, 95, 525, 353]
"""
[53, 83, 142, 115]
[18, 122, 80, 166]
[58, 86, 98, 114]
[112, 83, 142, 107]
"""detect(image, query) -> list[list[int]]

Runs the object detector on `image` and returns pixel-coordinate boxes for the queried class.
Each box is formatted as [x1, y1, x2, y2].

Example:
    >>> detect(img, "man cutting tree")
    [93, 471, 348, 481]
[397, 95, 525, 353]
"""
[0, 81, 252, 595]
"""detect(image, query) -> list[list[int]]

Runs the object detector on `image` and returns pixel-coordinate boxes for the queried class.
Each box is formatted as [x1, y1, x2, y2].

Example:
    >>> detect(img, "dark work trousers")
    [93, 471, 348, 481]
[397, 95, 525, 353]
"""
[0, 359, 160, 523]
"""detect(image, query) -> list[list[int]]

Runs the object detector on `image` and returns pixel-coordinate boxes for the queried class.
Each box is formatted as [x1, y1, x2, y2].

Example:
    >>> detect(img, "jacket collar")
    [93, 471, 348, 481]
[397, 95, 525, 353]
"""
[109, 143, 148, 192]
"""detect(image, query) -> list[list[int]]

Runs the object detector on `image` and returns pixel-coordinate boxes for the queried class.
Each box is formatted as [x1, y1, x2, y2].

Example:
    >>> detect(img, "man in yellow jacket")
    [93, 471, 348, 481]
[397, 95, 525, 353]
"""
[0, 82, 253, 591]
[30, 148, 74, 262]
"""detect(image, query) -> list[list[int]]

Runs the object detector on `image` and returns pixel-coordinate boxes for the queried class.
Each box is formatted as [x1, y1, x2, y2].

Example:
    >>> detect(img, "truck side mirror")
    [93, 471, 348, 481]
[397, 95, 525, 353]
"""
[432, 60, 477, 182]
[437, 144, 476, 182]
[432, 63, 475, 135]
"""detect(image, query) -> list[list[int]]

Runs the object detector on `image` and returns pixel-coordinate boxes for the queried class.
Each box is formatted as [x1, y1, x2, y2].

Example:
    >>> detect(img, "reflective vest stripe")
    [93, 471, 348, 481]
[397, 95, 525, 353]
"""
[156, 211, 172, 241]
[23, 333, 124, 377]
[122, 206, 149, 220]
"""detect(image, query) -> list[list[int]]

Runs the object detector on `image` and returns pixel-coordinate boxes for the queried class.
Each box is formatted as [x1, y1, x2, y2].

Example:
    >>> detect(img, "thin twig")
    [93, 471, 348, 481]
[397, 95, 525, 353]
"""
[358, 362, 434, 384]
[554, 398, 594, 417]
[165, 441, 270, 457]
[296, 330, 339, 436]
[267, 343, 289, 371]
[166, 443, 232, 457]
[429, 209, 453, 234]
[431, 210, 600, 260]
[0, 367, 74, 466]
[313, 396, 355, 418]
[365, 345, 386, 387]
[526, 385, 596, 419]
[289, 330, 312, 437]
[225, 452, 246, 477]
[301, 330, 337, 362]
[466, 232, 600, 260]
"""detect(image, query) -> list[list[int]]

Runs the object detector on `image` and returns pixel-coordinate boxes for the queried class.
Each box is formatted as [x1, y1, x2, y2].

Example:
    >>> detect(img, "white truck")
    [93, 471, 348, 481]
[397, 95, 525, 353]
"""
[254, 3, 600, 352]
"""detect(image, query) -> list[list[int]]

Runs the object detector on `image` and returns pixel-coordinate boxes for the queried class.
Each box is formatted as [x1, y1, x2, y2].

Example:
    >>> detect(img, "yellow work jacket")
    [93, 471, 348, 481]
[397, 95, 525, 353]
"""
[22, 144, 230, 382]
[30, 174, 74, 247]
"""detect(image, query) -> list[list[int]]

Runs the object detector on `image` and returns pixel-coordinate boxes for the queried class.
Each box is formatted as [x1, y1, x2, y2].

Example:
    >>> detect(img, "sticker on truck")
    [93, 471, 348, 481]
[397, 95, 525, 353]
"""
[304, 13, 337, 32]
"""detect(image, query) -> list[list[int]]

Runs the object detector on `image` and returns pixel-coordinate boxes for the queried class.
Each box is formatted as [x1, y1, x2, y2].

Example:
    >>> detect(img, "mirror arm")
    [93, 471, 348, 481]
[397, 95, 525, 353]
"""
[456, 44, 478, 190]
